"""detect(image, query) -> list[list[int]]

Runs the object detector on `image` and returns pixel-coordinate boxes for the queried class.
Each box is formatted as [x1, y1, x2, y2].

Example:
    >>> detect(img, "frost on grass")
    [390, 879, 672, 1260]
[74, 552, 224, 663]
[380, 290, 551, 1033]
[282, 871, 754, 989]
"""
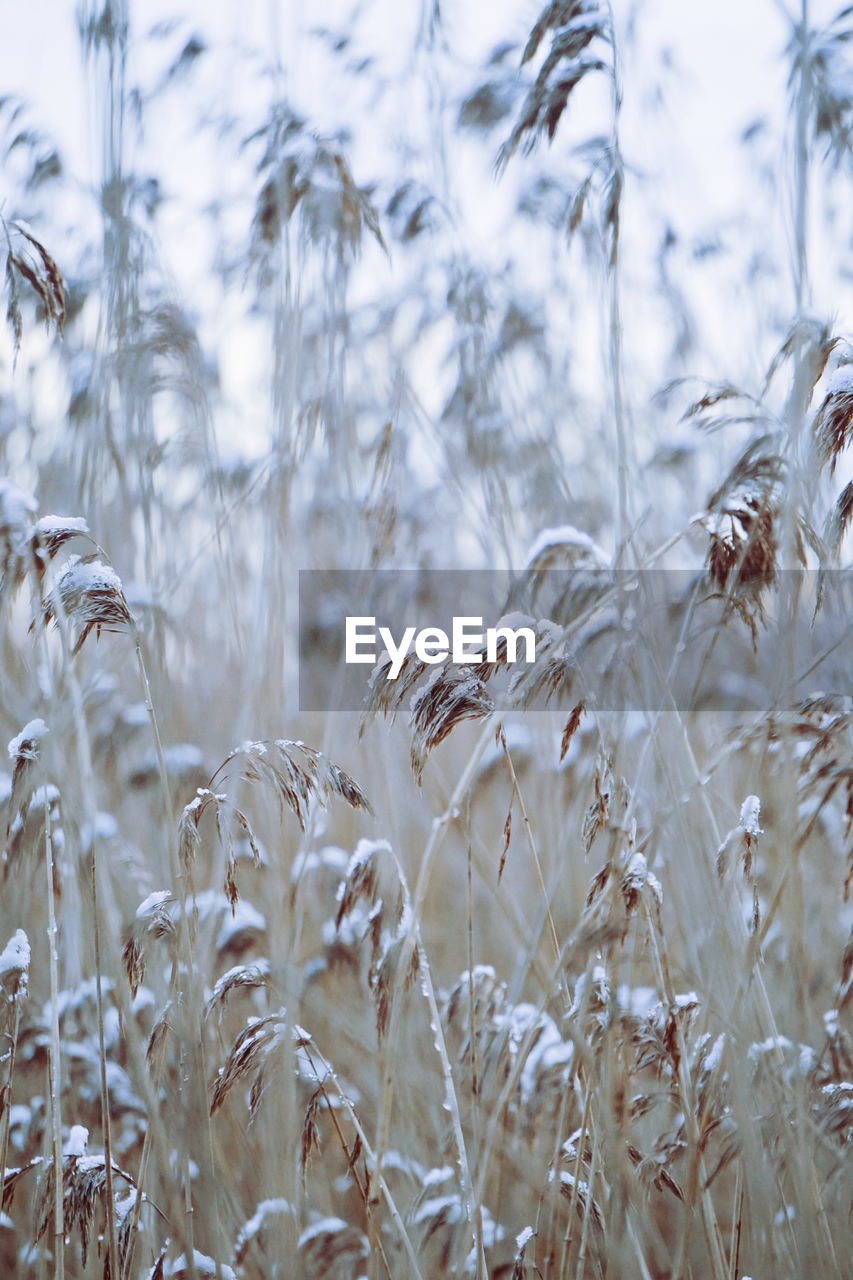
[5, 721, 51, 847]
[748, 1035, 818, 1081]
[335, 838, 388, 928]
[135, 890, 174, 920]
[209, 1009, 314, 1117]
[176, 788, 264, 910]
[717, 794, 765, 881]
[209, 738, 372, 832]
[206, 959, 271, 1022]
[233, 1197, 294, 1267]
[2, 1141, 141, 1269]
[413, 1192, 504, 1273]
[162, 1250, 236, 1279]
[497, 1, 610, 171]
[32, 515, 89, 559]
[620, 852, 663, 912]
[297, 1217, 370, 1277]
[409, 665, 493, 781]
[513, 1225, 536, 1274]
[41, 554, 134, 653]
[701, 442, 784, 629]
[525, 524, 608, 569]
[814, 360, 853, 473]
[7, 719, 48, 764]
[123, 893, 177, 998]
[0, 479, 91, 605]
[739, 794, 764, 838]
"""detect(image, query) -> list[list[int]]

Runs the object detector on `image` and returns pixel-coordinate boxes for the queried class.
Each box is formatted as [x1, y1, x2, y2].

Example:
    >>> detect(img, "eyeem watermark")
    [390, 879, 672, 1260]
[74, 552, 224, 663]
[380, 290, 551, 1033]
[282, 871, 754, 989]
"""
[298, 568, 851, 712]
[345, 615, 536, 679]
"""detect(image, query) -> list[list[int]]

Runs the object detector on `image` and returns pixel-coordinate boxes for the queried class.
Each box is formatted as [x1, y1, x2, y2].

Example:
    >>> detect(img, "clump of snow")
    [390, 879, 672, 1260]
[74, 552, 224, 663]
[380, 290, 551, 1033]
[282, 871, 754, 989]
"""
[216, 900, 266, 952]
[825, 363, 853, 397]
[455, 964, 497, 987]
[518, 1011, 573, 1101]
[739, 795, 763, 837]
[298, 1217, 356, 1247]
[148, 744, 205, 777]
[163, 744, 205, 773]
[136, 891, 174, 919]
[25, 783, 59, 812]
[323, 899, 379, 949]
[516, 1226, 535, 1252]
[570, 965, 611, 1016]
[120, 702, 151, 729]
[63, 1125, 89, 1157]
[462, 1206, 504, 1268]
[342, 837, 388, 883]
[235, 1198, 293, 1256]
[421, 1165, 455, 1190]
[56, 554, 123, 596]
[183, 789, 225, 818]
[34, 515, 89, 542]
[8, 719, 49, 762]
[622, 852, 663, 906]
[412, 1195, 465, 1227]
[701, 1034, 727, 1075]
[0, 479, 37, 545]
[0, 930, 31, 996]
[617, 984, 659, 1018]
[525, 524, 609, 568]
[748, 1035, 816, 1077]
[114, 1189, 138, 1222]
[43, 974, 113, 1023]
[208, 960, 270, 1005]
[494, 610, 536, 633]
[164, 1251, 236, 1279]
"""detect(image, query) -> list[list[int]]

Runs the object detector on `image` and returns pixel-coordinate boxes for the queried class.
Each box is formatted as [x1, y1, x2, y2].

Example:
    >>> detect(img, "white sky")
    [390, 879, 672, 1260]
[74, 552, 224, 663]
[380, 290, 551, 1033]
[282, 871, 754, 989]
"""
[3, 0, 832, 191]
[2, 0, 850, 431]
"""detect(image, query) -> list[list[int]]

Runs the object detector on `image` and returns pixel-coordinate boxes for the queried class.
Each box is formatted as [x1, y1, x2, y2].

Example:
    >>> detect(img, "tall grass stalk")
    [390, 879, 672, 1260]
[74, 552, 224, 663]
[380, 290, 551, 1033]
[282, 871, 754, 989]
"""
[43, 801, 66, 1280]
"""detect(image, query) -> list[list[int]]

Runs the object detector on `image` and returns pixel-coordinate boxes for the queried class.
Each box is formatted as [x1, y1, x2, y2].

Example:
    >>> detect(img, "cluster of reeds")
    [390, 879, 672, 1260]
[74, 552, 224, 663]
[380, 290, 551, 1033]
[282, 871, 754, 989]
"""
[1, 0, 851, 1277]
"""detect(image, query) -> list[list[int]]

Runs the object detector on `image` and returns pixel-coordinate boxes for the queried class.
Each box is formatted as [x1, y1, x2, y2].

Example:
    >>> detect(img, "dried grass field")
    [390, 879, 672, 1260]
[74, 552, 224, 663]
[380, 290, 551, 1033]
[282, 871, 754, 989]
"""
[1, 1, 851, 1277]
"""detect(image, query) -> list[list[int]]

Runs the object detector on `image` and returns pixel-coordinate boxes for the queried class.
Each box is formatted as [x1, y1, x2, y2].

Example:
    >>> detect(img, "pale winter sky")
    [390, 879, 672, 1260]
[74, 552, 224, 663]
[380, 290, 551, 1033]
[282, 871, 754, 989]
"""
[2, 0, 850, 441]
[3, 0, 838, 206]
